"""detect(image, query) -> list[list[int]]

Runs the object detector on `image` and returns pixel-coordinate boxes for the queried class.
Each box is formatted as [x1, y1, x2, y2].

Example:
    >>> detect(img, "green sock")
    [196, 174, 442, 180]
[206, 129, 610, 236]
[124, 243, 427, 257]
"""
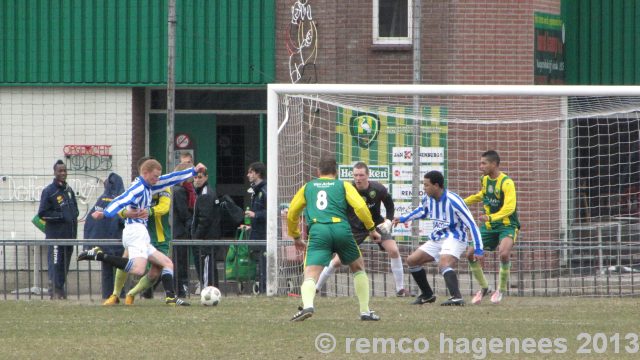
[499, 262, 511, 292]
[112, 268, 128, 297]
[469, 260, 489, 289]
[353, 271, 370, 314]
[300, 278, 317, 309]
[128, 275, 154, 297]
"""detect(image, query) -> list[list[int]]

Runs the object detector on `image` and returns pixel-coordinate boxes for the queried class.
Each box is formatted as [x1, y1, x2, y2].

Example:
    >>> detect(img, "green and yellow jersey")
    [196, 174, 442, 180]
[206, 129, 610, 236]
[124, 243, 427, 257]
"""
[148, 187, 172, 246]
[464, 172, 520, 229]
[287, 177, 375, 239]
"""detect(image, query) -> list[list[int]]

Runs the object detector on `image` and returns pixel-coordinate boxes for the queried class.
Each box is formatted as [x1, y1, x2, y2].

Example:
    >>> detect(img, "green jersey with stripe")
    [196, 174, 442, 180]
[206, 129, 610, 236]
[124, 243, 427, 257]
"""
[303, 178, 348, 225]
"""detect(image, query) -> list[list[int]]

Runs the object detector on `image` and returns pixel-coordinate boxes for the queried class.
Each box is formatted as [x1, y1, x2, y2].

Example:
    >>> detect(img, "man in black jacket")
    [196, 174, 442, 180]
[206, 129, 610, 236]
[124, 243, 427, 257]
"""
[191, 169, 222, 288]
[245, 162, 267, 293]
[171, 163, 194, 297]
[38, 160, 79, 299]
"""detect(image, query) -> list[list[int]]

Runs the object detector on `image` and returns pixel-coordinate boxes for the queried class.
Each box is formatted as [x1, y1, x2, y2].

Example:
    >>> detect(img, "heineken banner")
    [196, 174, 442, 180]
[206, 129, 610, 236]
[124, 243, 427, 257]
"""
[336, 106, 447, 238]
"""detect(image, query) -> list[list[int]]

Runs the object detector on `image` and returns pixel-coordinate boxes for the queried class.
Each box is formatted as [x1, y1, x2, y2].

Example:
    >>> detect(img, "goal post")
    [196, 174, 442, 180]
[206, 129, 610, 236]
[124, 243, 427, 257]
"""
[266, 84, 640, 297]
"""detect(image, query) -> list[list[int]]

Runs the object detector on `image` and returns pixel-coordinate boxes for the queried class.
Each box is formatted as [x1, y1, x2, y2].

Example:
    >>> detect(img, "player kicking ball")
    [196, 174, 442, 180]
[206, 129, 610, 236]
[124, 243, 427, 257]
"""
[78, 158, 207, 306]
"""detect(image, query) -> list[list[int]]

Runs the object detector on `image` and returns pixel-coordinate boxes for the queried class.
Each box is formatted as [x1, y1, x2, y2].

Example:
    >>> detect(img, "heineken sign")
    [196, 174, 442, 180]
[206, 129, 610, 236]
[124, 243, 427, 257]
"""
[338, 165, 390, 181]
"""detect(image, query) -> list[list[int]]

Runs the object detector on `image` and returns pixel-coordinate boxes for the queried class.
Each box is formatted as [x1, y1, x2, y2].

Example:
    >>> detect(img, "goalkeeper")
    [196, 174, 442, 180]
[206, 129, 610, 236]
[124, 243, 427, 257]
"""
[315, 161, 409, 297]
[464, 150, 520, 305]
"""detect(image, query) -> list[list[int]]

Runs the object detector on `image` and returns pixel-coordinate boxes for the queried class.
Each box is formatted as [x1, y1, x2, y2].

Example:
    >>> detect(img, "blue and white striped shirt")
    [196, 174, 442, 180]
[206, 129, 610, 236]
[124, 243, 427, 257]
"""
[399, 189, 483, 255]
[103, 167, 197, 226]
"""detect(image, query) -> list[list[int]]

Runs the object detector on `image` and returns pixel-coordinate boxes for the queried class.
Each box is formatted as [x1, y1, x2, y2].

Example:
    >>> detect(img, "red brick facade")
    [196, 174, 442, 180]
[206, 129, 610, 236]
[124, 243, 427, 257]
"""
[275, 0, 560, 85]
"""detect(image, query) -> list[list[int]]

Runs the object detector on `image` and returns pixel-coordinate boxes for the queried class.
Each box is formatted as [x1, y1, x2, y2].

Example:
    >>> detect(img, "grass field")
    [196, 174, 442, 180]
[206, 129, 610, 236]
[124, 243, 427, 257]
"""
[0, 295, 638, 359]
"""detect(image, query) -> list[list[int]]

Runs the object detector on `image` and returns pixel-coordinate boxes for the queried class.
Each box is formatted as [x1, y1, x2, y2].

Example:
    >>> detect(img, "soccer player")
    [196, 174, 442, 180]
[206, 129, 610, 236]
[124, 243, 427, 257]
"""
[102, 186, 172, 305]
[78, 158, 206, 306]
[315, 162, 409, 296]
[288, 156, 381, 321]
[392, 170, 483, 306]
[464, 150, 520, 305]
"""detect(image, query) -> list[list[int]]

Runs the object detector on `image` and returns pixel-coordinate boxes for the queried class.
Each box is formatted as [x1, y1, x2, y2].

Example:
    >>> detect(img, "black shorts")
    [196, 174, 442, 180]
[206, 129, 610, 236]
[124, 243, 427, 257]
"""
[352, 227, 393, 251]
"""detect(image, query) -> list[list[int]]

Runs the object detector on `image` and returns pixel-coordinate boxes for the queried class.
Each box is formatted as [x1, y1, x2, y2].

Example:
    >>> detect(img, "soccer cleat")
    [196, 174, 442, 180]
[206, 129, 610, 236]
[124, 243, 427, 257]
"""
[141, 288, 154, 299]
[471, 288, 492, 305]
[491, 290, 503, 304]
[360, 310, 380, 321]
[102, 294, 119, 306]
[290, 307, 314, 321]
[165, 297, 190, 306]
[125, 294, 135, 305]
[77, 246, 103, 261]
[396, 288, 412, 297]
[411, 293, 436, 305]
[441, 297, 465, 306]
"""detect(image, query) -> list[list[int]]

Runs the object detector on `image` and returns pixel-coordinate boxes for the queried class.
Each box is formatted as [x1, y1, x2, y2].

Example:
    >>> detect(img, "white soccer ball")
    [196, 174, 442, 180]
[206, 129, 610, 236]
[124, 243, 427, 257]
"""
[377, 219, 393, 234]
[200, 286, 221, 306]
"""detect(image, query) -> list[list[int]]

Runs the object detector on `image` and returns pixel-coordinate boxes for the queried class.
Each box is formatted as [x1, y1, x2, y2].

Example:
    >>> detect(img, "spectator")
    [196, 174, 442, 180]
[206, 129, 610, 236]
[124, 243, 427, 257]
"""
[172, 163, 194, 297]
[245, 161, 267, 294]
[38, 160, 79, 300]
[84, 172, 125, 299]
[191, 169, 222, 288]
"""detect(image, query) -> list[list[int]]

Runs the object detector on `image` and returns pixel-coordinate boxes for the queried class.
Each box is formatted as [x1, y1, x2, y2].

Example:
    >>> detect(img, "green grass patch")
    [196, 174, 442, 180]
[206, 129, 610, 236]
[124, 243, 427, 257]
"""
[0, 296, 638, 359]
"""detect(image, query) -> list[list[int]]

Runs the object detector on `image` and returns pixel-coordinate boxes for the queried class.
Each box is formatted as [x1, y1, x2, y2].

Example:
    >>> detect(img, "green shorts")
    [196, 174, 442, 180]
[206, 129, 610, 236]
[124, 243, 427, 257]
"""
[479, 224, 519, 251]
[151, 240, 171, 256]
[304, 222, 362, 267]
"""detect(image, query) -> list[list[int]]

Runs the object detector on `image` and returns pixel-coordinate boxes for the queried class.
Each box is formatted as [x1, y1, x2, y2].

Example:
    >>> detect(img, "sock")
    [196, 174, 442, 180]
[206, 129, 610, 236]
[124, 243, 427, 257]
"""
[316, 262, 337, 291]
[98, 253, 130, 270]
[409, 266, 433, 297]
[128, 275, 154, 297]
[499, 262, 511, 292]
[390, 256, 405, 292]
[300, 278, 317, 309]
[353, 271, 370, 314]
[469, 260, 489, 289]
[112, 269, 128, 297]
[442, 267, 462, 299]
[161, 268, 176, 298]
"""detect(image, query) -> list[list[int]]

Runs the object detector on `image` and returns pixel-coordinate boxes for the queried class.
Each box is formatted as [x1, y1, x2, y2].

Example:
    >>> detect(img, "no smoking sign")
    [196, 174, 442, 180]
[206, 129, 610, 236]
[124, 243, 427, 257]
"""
[175, 133, 191, 149]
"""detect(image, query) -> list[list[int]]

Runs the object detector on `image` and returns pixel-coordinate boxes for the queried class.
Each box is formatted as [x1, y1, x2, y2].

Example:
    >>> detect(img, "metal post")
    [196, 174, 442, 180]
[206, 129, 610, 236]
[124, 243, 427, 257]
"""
[411, 0, 422, 242]
[166, 0, 176, 172]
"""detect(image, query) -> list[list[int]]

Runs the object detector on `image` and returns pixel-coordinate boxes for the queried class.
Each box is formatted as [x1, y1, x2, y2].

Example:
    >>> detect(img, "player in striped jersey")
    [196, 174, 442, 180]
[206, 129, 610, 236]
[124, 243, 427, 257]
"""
[392, 170, 483, 306]
[78, 158, 206, 306]
[464, 150, 520, 305]
[288, 156, 381, 321]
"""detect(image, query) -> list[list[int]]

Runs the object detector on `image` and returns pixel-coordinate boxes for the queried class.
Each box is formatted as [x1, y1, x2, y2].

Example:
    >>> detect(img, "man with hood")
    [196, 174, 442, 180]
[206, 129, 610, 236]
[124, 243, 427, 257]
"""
[84, 172, 126, 299]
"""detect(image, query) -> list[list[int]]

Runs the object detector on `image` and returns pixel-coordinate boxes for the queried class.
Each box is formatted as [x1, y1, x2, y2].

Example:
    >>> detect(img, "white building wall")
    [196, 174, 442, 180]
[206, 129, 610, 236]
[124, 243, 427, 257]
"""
[0, 87, 133, 269]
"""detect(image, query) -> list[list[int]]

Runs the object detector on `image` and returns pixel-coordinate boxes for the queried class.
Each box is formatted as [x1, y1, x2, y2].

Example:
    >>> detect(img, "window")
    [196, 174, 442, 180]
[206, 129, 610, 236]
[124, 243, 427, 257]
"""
[373, 0, 412, 45]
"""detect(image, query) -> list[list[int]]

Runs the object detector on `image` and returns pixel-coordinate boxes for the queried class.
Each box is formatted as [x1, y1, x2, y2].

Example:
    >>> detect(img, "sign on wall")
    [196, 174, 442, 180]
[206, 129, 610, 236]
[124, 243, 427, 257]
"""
[534, 12, 565, 85]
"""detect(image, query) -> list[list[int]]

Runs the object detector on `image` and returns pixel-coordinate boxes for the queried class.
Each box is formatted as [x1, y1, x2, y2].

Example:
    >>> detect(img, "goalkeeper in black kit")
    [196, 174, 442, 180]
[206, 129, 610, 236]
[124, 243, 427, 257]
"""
[315, 161, 410, 296]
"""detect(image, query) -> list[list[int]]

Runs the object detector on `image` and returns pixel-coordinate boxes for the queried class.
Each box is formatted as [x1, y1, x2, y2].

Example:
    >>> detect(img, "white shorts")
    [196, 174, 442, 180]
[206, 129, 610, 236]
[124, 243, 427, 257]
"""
[418, 235, 467, 263]
[122, 223, 157, 259]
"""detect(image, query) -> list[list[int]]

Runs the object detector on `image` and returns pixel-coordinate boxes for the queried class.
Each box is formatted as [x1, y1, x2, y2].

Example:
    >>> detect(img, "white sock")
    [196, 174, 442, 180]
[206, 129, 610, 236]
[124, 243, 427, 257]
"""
[390, 256, 405, 292]
[316, 262, 338, 291]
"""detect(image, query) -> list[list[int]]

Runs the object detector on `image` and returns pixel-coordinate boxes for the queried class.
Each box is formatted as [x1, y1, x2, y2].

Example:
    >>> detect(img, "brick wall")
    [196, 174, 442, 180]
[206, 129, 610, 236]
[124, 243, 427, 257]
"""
[276, 0, 560, 85]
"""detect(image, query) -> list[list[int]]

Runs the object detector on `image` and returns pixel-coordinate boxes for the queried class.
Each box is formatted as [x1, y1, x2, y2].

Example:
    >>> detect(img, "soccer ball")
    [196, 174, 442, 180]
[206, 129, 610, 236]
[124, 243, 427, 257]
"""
[376, 219, 393, 234]
[200, 286, 221, 306]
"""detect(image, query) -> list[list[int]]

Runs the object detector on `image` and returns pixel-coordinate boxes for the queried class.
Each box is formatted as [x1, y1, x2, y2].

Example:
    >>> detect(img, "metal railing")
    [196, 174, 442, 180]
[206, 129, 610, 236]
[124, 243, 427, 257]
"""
[1, 239, 639, 300]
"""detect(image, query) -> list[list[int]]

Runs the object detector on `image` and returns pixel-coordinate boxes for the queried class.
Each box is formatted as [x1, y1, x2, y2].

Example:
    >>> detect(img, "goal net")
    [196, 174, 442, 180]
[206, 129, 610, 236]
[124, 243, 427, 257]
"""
[266, 84, 640, 298]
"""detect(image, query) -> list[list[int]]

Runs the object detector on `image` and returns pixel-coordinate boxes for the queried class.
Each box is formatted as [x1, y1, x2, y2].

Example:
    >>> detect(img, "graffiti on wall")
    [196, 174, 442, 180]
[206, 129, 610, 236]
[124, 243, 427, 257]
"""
[287, 0, 318, 83]
[0, 174, 104, 221]
[63, 145, 113, 171]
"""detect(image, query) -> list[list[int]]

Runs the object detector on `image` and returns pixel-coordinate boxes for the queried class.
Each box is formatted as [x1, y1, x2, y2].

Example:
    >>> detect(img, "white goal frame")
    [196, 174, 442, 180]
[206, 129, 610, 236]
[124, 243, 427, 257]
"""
[265, 84, 640, 296]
